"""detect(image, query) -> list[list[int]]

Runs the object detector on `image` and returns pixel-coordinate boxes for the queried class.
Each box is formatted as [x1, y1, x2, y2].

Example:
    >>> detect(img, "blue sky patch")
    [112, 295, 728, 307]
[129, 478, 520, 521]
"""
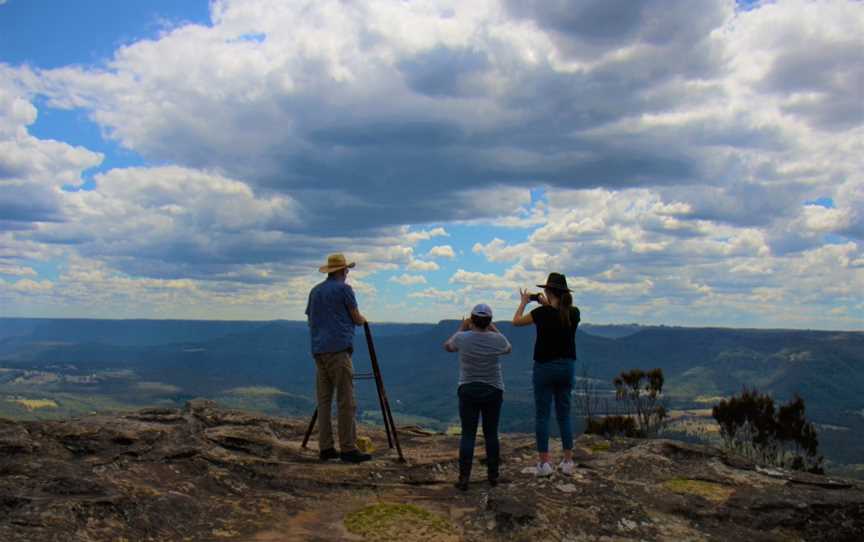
[0, 0, 211, 69]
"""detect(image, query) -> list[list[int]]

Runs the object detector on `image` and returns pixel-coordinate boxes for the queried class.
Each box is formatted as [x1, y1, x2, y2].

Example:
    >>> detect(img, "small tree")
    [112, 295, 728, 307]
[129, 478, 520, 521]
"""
[574, 359, 603, 426]
[612, 368, 667, 437]
[712, 389, 823, 473]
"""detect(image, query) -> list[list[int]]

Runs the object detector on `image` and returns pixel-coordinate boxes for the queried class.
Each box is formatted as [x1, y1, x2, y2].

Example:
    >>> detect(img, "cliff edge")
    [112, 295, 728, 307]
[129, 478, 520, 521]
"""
[1, 400, 862, 541]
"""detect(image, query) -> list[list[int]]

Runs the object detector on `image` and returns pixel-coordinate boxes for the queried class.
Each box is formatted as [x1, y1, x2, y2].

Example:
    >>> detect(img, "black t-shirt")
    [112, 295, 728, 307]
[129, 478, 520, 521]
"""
[531, 305, 580, 362]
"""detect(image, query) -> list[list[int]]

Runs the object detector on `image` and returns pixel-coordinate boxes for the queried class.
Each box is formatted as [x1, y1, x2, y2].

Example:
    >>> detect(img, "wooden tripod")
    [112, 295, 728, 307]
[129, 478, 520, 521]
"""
[301, 322, 405, 462]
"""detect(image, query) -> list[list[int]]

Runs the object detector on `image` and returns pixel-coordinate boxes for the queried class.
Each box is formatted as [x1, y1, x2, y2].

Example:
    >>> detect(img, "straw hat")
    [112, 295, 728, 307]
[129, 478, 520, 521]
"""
[318, 253, 356, 273]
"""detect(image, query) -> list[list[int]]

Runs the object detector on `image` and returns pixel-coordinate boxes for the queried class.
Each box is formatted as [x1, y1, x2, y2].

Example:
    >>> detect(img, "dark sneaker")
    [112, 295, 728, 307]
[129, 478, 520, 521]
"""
[488, 473, 499, 487]
[319, 448, 339, 461]
[340, 450, 372, 463]
[454, 476, 469, 491]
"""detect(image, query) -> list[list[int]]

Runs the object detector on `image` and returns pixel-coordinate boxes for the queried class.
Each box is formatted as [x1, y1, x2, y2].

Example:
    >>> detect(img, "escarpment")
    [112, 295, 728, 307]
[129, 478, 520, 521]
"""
[1, 400, 862, 541]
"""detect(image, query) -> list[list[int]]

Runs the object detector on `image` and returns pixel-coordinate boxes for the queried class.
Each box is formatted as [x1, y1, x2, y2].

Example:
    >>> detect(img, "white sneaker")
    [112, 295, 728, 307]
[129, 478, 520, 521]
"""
[535, 462, 554, 477]
[559, 460, 575, 475]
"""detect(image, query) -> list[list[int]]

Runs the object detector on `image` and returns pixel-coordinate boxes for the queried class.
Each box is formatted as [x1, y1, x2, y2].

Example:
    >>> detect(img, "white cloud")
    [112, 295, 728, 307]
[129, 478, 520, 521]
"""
[0, 70, 103, 230]
[27, 165, 304, 277]
[2, 0, 862, 328]
[467, 183, 863, 328]
[406, 259, 440, 271]
[473, 238, 534, 263]
[9, 279, 53, 293]
[400, 226, 449, 243]
[449, 268, 521, 290]
[408, 287, 461, 304]
[801, 205, 850, 233]
[427, 245, 456, 259]
[389, 273, 427, 286]
[0, 264, 37, 277]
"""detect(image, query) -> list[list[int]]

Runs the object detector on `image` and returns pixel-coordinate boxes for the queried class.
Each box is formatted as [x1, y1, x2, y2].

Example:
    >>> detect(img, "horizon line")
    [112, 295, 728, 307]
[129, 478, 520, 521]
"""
[0, 316, 860, 334]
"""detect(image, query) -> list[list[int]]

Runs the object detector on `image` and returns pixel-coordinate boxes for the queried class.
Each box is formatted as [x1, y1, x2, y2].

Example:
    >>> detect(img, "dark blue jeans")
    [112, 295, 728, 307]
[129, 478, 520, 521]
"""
[458, 382, 503, 477]
[533, 359, 575, 453]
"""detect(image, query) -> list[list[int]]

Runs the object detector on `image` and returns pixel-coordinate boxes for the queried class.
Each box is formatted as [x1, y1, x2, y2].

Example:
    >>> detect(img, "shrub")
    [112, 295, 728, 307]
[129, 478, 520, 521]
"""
[612, 368, 667, 437]
[585, 415, 638, 438]
[712, 389, 823, 473]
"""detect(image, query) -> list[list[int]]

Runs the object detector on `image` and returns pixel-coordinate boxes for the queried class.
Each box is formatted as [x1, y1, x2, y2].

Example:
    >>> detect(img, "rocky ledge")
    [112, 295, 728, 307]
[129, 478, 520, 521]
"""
[1, 400, 863, 541]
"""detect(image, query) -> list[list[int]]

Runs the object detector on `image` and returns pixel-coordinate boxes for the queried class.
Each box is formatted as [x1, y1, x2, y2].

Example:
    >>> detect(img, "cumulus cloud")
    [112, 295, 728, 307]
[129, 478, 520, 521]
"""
[0, 264, 37, 277]
[1, 0, 861, 327]
[26, 0, 861, 241]
[406, 259, 440, 271]
[389, 273, 427, 286]
[462, 185, 863, 328]
[400, 226, 449, 243]
[427, 245, 456, 259]
[0, 70, 103, 231]
[28, 166, 304, 277]
[25, 1, 722, 227]
[408, 287, 461, 304]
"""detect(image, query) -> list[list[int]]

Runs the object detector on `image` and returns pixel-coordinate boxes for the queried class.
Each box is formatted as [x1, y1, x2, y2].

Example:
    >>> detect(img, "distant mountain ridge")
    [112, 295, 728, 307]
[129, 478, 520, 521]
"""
[1, 318, 862, 469]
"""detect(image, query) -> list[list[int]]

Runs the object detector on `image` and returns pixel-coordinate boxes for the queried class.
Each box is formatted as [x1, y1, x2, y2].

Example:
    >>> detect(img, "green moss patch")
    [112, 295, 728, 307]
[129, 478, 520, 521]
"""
[588, 440, 611, 453]
[444, 425, 462, 436]
[662, 478, 735, 503]
[344, 502, 455, 540]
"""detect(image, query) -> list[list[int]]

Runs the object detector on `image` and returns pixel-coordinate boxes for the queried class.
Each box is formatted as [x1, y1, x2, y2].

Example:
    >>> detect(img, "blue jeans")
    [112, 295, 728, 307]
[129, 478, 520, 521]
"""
[458, 382, 503, 477]
[533, 359, 575, 453]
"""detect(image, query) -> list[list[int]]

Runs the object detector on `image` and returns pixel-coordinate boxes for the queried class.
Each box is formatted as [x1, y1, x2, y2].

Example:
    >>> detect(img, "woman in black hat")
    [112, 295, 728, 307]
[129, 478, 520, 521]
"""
[512, 272, 580, 476]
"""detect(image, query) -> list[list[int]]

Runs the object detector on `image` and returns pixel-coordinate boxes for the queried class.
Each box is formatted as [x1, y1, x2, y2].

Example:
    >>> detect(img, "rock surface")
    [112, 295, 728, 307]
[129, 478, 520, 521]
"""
[1, 400, 863, 541]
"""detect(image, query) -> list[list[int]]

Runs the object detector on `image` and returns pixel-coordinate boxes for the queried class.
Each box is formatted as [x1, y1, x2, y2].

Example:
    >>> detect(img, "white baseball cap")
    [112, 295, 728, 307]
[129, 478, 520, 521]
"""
[471, 303, 493, 318]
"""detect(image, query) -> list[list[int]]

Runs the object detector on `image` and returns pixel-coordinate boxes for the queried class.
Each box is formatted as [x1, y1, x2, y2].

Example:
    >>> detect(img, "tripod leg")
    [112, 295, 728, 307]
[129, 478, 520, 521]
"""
[364, 322, 405, 462]
[375, 376, 394, 448]
[381, 393, 405, 462]
[301, 407, 318, 449]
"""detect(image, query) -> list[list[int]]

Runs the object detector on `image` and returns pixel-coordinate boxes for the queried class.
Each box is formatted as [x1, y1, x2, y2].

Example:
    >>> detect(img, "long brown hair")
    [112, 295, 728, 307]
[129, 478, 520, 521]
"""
[547, 288, 573, 327]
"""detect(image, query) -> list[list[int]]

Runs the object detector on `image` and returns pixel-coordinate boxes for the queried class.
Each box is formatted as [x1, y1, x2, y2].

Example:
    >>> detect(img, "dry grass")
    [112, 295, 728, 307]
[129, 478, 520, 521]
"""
[9, 398, 59, 411]
[666, 419, 721, 436]
[693, 395, 728, 404]
[662, 478, 735, 503]
[226, 386, 287, 397]
[666, 409, 714, 420]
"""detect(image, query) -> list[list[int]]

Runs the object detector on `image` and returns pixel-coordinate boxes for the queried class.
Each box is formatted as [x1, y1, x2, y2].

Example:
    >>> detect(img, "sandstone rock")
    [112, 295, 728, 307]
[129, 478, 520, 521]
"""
[487, 495, 536, 530]
[202, 425, 276, 458]
[125, 407, 184, 423]
[0, 420, 35, 454]
[0, 404, 862, 541]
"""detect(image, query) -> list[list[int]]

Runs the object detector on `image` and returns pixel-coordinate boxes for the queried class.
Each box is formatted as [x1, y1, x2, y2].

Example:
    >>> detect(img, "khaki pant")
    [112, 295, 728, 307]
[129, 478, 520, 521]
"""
[314, 350, 357, 452]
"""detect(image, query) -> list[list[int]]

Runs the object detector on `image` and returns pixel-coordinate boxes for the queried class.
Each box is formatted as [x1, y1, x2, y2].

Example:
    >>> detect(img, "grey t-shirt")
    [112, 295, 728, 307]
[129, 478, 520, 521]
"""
[451, 330, 512, 391]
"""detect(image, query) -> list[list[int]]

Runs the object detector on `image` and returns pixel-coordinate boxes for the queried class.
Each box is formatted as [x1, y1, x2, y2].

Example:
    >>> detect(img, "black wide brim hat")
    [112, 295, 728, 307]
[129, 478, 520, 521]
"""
[536, 272, 572, 292]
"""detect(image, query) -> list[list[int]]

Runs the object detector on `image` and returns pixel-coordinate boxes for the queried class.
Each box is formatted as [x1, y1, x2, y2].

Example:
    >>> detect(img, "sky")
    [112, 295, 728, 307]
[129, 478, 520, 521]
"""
[0, 0, 862, 329]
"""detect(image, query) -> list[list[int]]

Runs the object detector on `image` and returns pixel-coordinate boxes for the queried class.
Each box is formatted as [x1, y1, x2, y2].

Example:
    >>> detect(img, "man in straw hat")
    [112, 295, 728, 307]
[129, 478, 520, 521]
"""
[306, 253, 371, 463]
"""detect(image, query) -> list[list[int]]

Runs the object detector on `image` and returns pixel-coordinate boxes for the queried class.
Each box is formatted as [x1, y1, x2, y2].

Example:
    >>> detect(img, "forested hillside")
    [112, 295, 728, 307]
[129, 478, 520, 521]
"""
[1, 318, 862, 471]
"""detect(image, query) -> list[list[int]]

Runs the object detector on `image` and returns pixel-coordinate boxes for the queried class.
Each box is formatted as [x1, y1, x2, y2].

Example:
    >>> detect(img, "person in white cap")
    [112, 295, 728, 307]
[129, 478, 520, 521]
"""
[443, 303, 512, 491]
[306, 253, 371, 463]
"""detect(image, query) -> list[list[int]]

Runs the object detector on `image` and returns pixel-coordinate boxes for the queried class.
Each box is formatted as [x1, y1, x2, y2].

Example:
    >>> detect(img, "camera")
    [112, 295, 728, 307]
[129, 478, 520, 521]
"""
[528, 293, 541, 302]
